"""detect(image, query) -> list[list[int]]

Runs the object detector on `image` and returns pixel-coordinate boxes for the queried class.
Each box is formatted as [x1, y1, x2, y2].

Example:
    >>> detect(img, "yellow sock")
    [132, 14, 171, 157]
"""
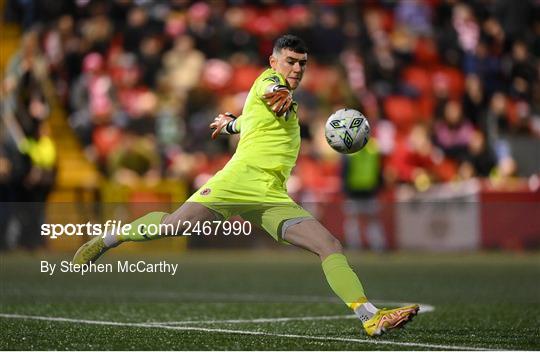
[321, 253, 368, 309]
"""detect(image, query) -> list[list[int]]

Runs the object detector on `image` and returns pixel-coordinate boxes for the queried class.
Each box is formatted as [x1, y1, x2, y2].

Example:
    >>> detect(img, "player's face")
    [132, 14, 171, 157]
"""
[270, 48, 307, 90]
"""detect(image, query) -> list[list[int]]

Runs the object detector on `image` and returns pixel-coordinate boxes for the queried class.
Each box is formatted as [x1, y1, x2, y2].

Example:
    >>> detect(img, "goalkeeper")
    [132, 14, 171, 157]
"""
[73, 34, 418, 336]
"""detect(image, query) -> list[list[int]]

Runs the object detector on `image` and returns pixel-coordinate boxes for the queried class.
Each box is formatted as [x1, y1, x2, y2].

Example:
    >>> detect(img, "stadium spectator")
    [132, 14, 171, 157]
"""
[69, 52, 114, 148]
[395, 0, 433, 36]
[483, 92, 511, 153]
[122, 6, 152, 55]
[386, 123, 448, 189]
[433, 100, 476, 162]
[311, 8, 345, 64]
[342, 137, 386, 251]
[219, 6, 259, 59]
[459, 130, 496, 179]
[136, 35, 165, 89]
[107, 131, 160, 187]
[461, 74, 486, 127]
[1, 29, 56, 250]
[463, 39, 504, 96]
[160, 34, 205, 100]
[507, 40, 537, 101]
[482, 92, 518, 178]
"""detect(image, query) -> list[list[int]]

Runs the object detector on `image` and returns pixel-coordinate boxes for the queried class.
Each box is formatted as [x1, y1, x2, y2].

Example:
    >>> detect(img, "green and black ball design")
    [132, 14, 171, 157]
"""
[324, 108, 370, 154]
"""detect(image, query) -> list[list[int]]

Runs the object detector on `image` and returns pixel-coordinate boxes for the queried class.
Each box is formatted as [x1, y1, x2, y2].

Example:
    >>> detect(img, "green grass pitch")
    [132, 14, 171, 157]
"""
[1, 250, 539, 350]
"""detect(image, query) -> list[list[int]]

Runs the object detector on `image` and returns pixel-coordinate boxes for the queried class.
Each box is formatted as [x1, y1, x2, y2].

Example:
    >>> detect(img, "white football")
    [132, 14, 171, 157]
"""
[325, 108, 370, 154]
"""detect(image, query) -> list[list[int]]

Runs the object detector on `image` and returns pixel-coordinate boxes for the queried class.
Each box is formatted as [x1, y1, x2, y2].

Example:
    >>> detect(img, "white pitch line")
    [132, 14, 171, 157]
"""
[0, 313, 492, 351]
[147, 314, 358, 325]
[147, 303, 435, 325]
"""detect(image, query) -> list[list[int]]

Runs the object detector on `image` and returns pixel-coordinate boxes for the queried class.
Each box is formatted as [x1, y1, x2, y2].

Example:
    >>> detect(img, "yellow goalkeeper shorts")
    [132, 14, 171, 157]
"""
[186, 163, 312, 241]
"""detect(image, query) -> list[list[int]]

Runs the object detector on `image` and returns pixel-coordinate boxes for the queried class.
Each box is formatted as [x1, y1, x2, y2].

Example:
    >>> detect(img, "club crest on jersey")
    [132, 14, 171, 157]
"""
[200, 188, 211, 196]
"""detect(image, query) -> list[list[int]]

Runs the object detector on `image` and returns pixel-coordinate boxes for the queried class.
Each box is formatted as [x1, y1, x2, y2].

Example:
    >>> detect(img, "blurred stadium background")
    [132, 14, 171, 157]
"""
[1, 1, 540, 350]
[1, 0, 540, 252]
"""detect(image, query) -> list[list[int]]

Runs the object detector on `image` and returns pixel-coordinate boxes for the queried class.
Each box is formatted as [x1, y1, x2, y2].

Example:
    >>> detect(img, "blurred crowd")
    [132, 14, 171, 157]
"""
[2, 0, 540, 204]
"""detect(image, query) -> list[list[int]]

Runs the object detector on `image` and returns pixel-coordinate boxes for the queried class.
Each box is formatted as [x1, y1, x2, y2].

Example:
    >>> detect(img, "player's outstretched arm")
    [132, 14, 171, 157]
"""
[263, 84, 292, 117]
[210, 112, 240, 139]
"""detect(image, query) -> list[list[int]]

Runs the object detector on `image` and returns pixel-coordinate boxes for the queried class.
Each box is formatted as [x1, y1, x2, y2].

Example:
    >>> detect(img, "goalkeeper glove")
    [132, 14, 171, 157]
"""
[210, 112, 239, 139]
[263, 84, 293, 117]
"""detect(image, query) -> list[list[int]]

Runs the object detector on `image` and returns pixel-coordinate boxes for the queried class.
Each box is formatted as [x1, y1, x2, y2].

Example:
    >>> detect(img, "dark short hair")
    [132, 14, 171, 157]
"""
[273, 34, 308, 55]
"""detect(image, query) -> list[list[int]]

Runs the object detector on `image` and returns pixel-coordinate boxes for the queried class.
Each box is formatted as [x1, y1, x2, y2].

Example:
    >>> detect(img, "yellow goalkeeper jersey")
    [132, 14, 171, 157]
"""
[188, 68, 300, 201]
[231, 68, 300, 183]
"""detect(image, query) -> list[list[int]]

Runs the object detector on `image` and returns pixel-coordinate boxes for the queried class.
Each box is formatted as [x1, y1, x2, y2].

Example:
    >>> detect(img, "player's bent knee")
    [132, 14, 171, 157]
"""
[319, 236, 343, 257]
[284, 220, 344, 257]
[332, 236, 344, 252]
[159, 213, 179, 236]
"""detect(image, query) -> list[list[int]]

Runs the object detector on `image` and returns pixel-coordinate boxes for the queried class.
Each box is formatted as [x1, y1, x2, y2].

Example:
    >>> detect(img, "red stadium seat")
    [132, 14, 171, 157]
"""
[384, 96, 418, 132]
[402, 66, 432, 96]
[418, 96, 435, 120]
[230, 64, 263, 93]
[505, 99, 531, 127]
[432, 66, 465, 99]
[506, 99, 518, 126]
[414, 37, 440, 66]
